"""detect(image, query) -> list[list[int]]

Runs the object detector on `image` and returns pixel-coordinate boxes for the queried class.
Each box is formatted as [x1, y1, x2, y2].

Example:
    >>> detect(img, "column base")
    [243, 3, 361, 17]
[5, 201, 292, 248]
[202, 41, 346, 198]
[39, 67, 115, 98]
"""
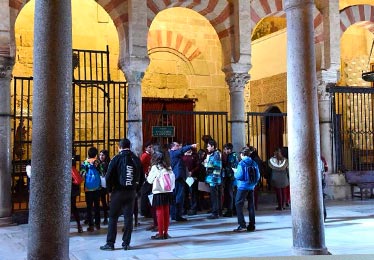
[0, 216, 14, 227]
[293, 247, 331, 255]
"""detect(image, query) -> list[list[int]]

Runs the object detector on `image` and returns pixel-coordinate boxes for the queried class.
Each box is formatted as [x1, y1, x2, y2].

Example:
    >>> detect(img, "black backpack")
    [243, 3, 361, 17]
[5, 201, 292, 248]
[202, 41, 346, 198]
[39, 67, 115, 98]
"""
[247, 165, 258, 185]
[119, 152, 139, 188]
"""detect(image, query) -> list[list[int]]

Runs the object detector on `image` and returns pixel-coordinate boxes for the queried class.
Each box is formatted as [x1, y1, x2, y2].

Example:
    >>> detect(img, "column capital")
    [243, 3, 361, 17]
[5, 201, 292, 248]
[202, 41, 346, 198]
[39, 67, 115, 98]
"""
[225, 72, 250, 93]
[284, 0, 314, 10]
[119, 56, 149, 84]
[0, 56, 14, 79]
[316, 67, 339, 101]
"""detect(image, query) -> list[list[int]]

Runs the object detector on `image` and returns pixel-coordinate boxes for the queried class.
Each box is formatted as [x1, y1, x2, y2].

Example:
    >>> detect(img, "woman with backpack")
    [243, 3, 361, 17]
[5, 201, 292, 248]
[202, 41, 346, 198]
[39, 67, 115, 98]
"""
[147, 149, 175, 240]
[80, 147, 103, 232]
[233, 147, 260, 232]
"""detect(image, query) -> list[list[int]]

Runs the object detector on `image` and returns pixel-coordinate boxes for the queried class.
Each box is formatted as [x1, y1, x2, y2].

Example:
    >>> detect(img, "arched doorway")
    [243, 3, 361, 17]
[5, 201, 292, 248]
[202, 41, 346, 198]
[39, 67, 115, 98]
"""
[265, 106, 285, 159]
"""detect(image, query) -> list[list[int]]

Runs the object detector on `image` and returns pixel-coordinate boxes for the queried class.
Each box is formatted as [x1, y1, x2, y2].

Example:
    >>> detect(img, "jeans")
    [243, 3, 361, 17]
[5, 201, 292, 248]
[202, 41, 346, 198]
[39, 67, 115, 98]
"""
[210, 185, 220, 216]
[223, 177, 233, 212]
[85, 190, 101, 227]
[170, 179, 185, 219]
[235, 189, 255, 228]
[189, 180, 198, 211]
[106, 189, 136, 246]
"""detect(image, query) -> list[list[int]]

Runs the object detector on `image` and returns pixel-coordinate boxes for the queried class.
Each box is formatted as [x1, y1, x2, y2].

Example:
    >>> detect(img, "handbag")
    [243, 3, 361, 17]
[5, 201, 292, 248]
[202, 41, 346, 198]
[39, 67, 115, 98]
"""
[71, 167, 83, 185]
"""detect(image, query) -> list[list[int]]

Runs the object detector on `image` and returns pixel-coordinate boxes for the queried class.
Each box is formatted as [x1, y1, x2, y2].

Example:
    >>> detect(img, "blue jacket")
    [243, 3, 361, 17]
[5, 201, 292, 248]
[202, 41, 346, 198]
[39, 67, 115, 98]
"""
[234, 157, 260, 191]
[169, 145, 193, 180]
[205, 150, 222, 186]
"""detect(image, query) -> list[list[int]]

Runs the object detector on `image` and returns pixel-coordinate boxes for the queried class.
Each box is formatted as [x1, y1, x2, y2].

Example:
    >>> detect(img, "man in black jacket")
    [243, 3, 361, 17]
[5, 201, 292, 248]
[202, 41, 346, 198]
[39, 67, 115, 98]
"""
[100, 138, 143, 251]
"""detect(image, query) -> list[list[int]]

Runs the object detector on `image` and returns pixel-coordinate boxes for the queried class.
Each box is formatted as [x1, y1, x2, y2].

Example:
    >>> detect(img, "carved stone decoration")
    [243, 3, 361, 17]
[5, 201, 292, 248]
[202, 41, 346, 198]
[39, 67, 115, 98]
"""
[317, 68, 339, 101]
[225, 72, 250, 93]
[0, 56, 15, 79]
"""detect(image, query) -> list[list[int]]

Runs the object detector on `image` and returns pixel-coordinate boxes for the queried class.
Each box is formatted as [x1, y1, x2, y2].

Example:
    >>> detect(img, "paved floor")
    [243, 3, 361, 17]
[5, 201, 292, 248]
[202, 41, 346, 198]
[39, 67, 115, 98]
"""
[0, 199, 373, 260]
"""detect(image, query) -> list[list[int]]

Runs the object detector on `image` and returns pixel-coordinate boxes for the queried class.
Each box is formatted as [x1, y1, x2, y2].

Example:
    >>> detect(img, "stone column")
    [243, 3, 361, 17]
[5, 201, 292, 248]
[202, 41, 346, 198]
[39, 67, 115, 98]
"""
[316, 0, 340, 174]
[119, 0, 149, 156]
[0, 57, 14, 226]
[226, 72, 249, 153]
[126, 69, 146, 156]
[285, 0, 328, 255]
[27, 1, 72, 259]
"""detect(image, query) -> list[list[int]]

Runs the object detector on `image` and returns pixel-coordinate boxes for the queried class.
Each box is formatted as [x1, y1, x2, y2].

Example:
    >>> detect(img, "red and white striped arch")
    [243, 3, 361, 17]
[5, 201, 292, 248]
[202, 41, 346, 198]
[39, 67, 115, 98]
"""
[147, 0, 234, 39]
[97, 0, 129, 45]
[250, 0, 324, 44]
[148, 30, 201, 61]
[340, 5, 374, 34]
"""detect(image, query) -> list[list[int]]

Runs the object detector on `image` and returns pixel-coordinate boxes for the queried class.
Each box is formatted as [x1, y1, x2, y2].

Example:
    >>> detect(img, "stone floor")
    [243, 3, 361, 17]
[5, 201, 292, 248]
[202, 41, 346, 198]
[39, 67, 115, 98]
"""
[0, 199, 373, 260]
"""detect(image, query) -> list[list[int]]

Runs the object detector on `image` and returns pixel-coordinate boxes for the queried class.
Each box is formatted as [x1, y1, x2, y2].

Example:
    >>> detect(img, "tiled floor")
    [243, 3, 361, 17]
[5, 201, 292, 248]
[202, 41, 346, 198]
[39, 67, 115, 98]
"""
[0, 199, 373, 260]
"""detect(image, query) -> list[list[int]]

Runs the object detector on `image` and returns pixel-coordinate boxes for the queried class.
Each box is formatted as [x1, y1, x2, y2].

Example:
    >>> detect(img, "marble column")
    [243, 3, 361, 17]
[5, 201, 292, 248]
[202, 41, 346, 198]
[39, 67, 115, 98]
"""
[316, 0, 340, 173]
[226, 72, 249, 153]
[27, 1, 72, 259]
[285, 0, 328, 255]
[126, 70, 145, 156]
[318, 69, 338, 174]
[0, 56, 14, 226]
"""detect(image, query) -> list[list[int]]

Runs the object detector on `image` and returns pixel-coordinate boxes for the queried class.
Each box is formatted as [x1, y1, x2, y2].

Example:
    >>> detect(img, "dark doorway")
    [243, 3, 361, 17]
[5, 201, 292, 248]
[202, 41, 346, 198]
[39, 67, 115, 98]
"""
[265, 106, 285, 159]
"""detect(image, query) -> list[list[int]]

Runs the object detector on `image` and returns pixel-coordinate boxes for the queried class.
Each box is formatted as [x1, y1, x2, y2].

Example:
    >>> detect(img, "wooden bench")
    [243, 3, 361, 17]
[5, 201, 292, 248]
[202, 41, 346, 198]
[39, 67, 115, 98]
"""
[345, 171, 374, 200]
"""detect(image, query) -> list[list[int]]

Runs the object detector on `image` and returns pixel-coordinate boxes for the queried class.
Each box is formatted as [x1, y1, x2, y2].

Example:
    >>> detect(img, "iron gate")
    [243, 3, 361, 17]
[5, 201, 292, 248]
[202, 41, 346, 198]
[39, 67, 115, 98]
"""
[246, 112, 288, 162]
[11, 46, 127, 211]
[143, 110, 229, 149]
[329, 84, 374, 172]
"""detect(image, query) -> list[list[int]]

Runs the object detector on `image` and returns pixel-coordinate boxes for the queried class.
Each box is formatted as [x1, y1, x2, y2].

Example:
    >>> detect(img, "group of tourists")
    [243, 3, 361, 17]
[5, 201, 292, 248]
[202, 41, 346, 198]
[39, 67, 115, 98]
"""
[71, 137, 301, 251]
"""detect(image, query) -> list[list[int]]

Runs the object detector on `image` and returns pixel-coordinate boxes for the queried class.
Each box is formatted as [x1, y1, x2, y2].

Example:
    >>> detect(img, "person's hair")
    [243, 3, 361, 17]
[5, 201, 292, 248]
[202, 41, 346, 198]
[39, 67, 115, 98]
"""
[144, 141, 152, 148]
[151, 149, 171, 169]
[87, 147, 98, 159]
[240, 147, 251, 157]
[223, 143, 233, 150]
[169, 141, 179, 149]
[119, 138, 131, 149]
[207, 139, 217, 148]
[99, 149, 111, 164]
[248, 146, 259, 159]
[197, 149, 206, 160]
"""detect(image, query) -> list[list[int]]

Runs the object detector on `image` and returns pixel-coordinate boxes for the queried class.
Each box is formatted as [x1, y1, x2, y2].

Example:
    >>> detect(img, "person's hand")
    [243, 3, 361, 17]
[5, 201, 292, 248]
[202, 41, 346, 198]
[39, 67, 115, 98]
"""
[192, 143, 198, 148]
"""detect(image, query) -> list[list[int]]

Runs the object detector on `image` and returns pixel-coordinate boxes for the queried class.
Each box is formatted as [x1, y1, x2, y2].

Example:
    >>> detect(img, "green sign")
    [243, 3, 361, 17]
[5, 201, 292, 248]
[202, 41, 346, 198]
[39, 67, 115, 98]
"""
[152, 126, 175, 137]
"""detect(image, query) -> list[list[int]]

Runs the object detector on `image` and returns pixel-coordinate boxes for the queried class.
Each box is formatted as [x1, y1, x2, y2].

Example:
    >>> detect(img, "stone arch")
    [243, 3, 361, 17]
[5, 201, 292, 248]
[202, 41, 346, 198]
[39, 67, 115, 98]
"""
[147, 30, 203, 74]
[8, 0, 124, 57]
[96, 0, 129, 55]
[148, 30, 201, 62]
[340, 5, 374, 34]
[147, 0, 233, 66]
[250, 0, 324, 44]
[12, 0, 121, 79]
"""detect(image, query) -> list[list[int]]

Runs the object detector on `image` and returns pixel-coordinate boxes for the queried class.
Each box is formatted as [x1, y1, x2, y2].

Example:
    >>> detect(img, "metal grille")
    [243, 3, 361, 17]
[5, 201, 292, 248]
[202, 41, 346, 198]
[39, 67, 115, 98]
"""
[246, 112, 288, 161]
[12, 77, 33, 211]
[329, 84, 374, 171]
[11, 47, 127, 211]
[246, 111, 288, 190]
[143, 110, 229, 149]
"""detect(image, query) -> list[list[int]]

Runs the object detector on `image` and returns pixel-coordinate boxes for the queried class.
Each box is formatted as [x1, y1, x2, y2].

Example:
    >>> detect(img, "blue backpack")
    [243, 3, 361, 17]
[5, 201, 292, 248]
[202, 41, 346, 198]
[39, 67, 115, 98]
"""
[85, 164, 101, 190]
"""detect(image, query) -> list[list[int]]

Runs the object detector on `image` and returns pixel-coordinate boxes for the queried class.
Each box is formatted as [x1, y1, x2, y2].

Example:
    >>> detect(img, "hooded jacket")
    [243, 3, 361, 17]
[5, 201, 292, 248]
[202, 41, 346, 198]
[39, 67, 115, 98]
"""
[234, 156, 260, 191]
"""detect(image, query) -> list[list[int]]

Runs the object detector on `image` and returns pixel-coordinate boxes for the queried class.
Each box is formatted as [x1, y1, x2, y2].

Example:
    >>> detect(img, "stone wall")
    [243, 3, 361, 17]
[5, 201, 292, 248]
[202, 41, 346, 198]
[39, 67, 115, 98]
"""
[247, 73, 287, 113]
